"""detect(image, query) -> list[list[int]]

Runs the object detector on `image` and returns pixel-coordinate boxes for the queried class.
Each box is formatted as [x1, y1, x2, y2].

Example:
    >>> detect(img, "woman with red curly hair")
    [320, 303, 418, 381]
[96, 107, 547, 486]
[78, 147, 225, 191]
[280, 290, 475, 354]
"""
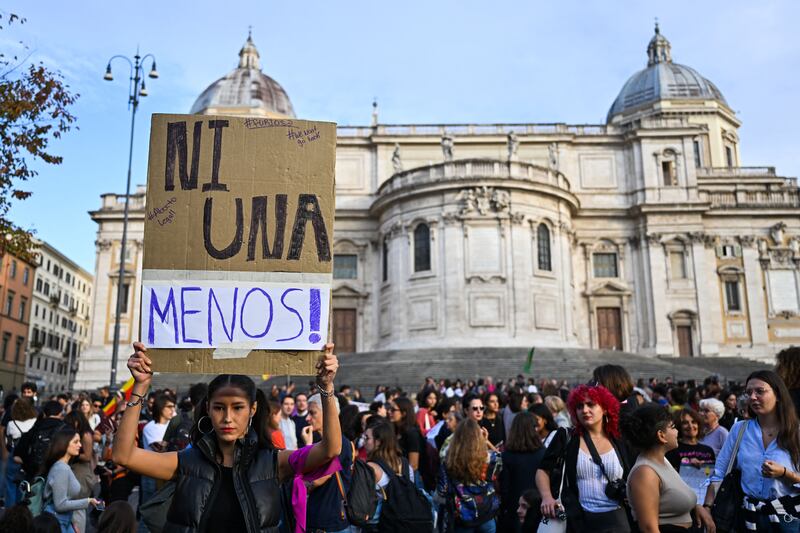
[535, 384, 634, 532]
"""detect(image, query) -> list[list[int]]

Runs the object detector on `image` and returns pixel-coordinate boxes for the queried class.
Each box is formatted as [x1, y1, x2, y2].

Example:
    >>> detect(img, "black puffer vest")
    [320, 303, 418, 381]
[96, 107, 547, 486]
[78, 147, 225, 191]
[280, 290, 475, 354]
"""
[165, 429, 281, 532]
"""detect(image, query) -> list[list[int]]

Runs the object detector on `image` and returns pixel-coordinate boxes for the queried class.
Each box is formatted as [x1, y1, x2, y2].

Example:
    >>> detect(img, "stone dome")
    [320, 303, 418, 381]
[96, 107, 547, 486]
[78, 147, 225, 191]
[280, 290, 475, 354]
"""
[190, 32, 296, 118]
[607, 25, 727, 122]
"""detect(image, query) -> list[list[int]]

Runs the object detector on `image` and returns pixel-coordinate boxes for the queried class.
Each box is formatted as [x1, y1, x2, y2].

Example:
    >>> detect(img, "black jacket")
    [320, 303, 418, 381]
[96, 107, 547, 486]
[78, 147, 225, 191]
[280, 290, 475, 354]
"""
[165, 429, 281, 533]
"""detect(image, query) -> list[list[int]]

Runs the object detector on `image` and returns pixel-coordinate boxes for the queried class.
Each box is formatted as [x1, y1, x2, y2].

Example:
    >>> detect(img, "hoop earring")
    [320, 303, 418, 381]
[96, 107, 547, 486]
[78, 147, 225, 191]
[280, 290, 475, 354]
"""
[197, 416, 214, 436]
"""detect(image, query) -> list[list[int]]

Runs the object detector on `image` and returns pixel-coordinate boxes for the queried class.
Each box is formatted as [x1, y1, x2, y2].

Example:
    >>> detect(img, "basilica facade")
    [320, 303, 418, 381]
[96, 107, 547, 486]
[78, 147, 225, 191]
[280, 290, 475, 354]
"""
[75, 27, 800, 388]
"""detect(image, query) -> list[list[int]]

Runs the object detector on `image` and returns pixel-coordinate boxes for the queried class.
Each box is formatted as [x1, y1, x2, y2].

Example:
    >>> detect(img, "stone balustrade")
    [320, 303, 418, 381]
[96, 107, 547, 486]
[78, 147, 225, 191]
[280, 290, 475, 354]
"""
[337, 122, 617, 137]
[697, 166, 776, 178]
[701, 187, 800, 208]
[377, 158, 571, 196]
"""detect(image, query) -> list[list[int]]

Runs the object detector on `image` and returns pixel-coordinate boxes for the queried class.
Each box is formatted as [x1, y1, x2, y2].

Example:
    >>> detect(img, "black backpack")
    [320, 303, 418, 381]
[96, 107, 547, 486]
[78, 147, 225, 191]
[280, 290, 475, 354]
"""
[335, 458, 379, 527]
[372, 458, 434, 533]
[23, 422, 64, 478]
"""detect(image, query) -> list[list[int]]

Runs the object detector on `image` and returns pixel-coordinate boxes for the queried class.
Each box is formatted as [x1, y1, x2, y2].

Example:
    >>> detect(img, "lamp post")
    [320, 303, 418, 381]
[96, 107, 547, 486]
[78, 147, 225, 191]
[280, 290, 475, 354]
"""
[103, 49, 158, 387]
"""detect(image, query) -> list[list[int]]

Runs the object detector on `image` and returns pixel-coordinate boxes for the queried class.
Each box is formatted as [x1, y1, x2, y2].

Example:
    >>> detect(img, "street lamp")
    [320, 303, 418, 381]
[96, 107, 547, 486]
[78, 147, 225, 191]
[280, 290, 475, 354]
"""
[103, 48, 158, 387]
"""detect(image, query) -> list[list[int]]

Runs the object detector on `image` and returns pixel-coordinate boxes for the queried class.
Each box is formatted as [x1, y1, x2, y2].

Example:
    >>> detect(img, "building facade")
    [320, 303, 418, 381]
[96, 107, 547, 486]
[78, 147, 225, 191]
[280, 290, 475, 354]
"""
[74, 28, 800, 388]
[26, 241, 93, 392]
[73, 187, 145, 390]
[0, 250, 36, 392]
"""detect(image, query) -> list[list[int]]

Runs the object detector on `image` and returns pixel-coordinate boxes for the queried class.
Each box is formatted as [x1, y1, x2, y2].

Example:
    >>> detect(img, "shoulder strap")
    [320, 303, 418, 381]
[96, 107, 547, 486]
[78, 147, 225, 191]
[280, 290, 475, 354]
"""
[725, 420, 749, 475]
[582, 433, 613, 482]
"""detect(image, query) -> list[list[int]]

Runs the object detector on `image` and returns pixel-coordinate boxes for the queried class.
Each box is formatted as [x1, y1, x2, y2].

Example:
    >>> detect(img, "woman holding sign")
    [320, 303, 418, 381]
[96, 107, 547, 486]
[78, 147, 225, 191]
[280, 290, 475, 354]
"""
[114, 341, 342, 532]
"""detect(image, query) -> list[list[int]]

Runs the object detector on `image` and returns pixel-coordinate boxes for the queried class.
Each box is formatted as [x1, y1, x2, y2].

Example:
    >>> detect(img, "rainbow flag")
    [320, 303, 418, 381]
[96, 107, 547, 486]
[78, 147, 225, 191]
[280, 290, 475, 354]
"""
[103, 377, 136, 416]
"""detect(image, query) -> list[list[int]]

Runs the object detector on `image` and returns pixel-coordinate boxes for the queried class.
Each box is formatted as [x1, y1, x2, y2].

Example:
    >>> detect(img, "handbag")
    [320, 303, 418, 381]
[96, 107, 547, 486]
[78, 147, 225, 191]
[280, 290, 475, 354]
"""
[711, 420, 749, 533]
[538, 459, 567, 533]
[139, 480, 176, 533]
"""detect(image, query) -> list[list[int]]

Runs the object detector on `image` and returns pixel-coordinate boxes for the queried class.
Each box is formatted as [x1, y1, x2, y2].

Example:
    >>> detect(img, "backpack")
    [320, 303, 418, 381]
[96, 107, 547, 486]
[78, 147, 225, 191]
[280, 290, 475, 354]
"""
[165, 413, 194, 452]
[447, 462, 500, 528]
[335, 458, 379, 527]
[23, 422, 64, 479]
[19, 476, 46, 516]
[5, 420, 20, 451]
[372, 458, 434, 533]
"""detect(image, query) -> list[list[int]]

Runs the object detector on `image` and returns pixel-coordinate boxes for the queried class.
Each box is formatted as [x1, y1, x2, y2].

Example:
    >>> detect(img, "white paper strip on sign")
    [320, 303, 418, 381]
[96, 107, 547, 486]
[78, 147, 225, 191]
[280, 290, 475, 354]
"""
[140, 281, 330, 351]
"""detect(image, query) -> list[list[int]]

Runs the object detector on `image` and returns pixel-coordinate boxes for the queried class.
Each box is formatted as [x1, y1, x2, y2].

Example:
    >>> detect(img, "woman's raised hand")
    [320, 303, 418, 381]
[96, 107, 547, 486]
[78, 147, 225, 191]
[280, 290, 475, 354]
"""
[128, 342, 153, 386]
[315, 343, 338, 391]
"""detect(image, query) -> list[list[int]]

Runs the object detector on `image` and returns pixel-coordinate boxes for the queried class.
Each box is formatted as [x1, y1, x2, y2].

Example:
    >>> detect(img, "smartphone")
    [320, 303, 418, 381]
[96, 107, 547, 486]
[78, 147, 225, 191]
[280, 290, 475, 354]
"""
[94, 499, 106, 511]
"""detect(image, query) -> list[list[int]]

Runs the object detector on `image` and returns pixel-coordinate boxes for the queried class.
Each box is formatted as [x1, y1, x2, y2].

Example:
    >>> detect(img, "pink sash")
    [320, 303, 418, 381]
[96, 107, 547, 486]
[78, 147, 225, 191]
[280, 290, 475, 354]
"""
[287, 445, 342, 533]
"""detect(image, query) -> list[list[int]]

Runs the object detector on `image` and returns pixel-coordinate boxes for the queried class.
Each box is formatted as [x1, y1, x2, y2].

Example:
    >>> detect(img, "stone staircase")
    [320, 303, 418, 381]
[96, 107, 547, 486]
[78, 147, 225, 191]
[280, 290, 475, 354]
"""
[150, 347, 771, 397]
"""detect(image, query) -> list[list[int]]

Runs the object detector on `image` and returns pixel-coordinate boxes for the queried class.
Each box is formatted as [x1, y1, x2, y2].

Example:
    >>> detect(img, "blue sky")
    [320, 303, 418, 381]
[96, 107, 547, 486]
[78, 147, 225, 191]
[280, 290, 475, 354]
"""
[4, 1, 799, 272]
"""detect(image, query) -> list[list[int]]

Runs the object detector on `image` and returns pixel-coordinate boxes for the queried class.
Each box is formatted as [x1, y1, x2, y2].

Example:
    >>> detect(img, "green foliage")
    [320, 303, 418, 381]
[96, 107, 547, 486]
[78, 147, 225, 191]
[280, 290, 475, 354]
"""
[0, 11, 78, 260]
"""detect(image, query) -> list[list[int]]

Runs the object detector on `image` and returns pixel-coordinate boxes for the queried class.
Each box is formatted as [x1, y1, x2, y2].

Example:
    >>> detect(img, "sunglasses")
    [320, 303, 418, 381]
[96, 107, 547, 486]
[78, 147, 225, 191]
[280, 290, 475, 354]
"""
[471, 406, 485, 411]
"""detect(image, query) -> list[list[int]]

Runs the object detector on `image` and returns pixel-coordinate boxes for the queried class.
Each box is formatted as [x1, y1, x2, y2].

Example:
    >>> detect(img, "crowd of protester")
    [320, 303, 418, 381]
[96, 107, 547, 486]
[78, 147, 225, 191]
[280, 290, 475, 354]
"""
[0, 345, 798, 532]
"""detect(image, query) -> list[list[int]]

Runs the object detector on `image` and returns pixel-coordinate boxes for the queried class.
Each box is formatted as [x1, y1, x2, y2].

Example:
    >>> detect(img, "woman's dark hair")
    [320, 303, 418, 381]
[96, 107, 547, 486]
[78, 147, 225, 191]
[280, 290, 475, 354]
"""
[191, 374, 272, 450]
[674, 408, 705, 441]
[97, 501, 137, 533]
[64, 405, 92, 436]
[0, 503, 33, 532]
[746, 370, 800, 468]
[418, 387, 439, 409]
[42, 428, 79, 475]
[267, 400, 281, 431]
[520, 488, 540, 531]
[776, 347, 800, 390]
[392, 397, 416, 432]
[31, 511, 61, 533]
[482, 391, 502, 409]
[3, 393, 18, 413]
[366, 420, 402, 474]
[669, 387, 687, 406]
[11, 397, 37, 421]
[620, 403, 672, 450]
[339, 404, 361, 442]
[505, 411, 542, 453]
[152, 392, 174, 424]
[528, 403, 558, 433]
[507, 392, 527, 413]
[435, 397, 458, 421]
[592, 364, 634, 401]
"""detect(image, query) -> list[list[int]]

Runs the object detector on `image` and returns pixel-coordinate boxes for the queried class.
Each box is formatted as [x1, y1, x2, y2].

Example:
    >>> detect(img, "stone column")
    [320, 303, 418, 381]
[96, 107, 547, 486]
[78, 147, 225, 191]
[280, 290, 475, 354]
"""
[647, 234, 672, 356]
[557, 222, 576, 343]
[689, 234, 720, 356]
[741, 237, 769, 346]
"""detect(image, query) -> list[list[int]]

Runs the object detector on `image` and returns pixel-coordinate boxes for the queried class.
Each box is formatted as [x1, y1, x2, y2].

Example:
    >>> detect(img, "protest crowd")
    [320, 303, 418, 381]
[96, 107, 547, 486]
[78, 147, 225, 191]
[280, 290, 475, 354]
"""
[0, 344, 798, 533]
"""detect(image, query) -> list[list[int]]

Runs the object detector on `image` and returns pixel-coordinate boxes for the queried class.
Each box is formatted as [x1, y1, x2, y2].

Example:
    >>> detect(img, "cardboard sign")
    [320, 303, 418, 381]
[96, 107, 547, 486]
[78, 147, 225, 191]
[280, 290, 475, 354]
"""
[141, 114, 335, 375]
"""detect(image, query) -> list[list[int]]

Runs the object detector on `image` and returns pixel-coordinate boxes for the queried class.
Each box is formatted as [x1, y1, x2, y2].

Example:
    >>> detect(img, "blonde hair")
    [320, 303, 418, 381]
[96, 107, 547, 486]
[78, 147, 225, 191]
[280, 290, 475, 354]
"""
[544, 395, 566, 415]
[445, 419, 487, 483]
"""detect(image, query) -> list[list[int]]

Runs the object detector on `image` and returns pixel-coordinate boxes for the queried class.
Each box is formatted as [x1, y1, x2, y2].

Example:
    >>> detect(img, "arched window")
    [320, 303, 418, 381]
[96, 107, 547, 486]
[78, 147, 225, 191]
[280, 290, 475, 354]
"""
[382, 237, 389, 282]
[537, 224, 551, 271]
[414, 224, 431, 272]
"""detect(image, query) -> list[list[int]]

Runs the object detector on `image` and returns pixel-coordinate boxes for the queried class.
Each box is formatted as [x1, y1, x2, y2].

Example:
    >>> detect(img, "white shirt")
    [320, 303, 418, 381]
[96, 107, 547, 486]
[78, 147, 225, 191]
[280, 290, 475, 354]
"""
[142, 421, 169, 450]
[88, 413, 101, 431]
[7, 418, 36, 440]
[280, 416, 298, 450]
[575, 448, 623, 513]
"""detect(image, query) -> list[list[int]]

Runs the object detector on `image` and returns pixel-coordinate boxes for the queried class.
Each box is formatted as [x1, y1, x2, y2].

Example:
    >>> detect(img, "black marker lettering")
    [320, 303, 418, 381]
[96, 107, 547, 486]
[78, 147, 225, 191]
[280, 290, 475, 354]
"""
[203, 197, 243, 259]
[287, 194, 331, 261]
[202, 120, 230, 192]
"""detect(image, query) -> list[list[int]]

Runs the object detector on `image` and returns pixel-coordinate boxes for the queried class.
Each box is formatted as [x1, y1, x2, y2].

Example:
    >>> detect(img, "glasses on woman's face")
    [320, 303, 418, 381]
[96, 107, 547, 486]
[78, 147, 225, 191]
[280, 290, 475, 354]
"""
[472, 405, 485, 412]
[746, 387, 772, 397]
